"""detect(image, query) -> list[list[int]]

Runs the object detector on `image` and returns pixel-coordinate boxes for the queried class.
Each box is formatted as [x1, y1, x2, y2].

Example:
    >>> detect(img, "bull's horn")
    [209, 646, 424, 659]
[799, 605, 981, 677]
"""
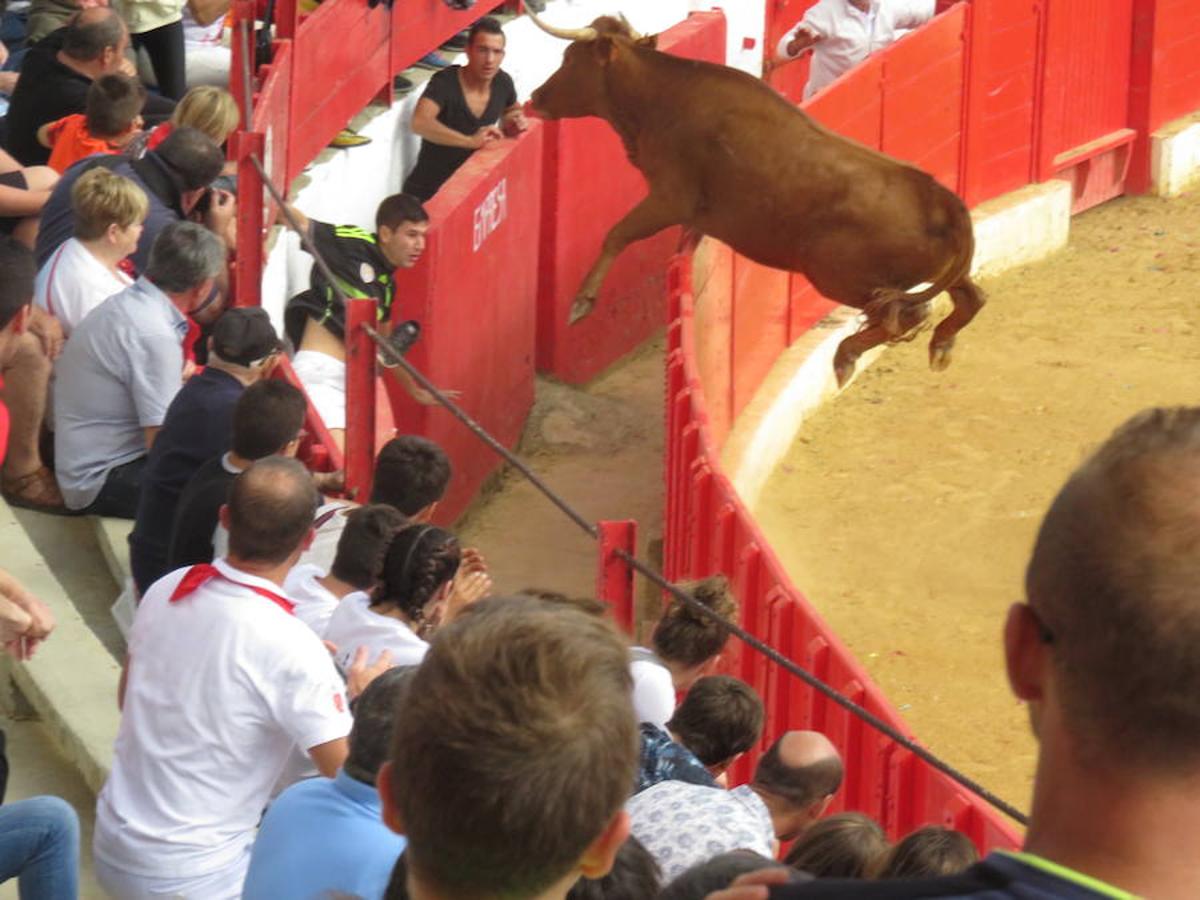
[525, 7, 598, 42]
[617, 13, 643, 40]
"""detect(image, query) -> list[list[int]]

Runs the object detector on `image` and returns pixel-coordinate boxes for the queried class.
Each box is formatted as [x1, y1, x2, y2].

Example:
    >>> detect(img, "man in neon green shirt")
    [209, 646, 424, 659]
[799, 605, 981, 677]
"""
[283, 193, 452, 448]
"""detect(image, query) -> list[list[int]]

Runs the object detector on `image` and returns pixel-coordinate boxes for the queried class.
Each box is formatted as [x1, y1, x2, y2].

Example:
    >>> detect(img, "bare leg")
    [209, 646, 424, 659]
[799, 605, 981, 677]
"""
[572, 194, 683, 324]
[928, 277, 986, 372]
[0, 333, 62, 508]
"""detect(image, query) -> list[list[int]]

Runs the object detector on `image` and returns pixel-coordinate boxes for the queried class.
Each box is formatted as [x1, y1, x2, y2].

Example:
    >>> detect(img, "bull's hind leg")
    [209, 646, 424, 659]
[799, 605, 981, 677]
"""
[928, 277, 986, 372]
[833, 302, 930, 388]
[571, 193, 684, 324]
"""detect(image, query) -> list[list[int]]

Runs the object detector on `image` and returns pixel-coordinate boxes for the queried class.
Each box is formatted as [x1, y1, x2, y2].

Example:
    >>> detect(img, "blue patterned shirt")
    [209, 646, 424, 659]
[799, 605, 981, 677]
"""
[636, 723, 718, 794]
[627, 781, 776, 881]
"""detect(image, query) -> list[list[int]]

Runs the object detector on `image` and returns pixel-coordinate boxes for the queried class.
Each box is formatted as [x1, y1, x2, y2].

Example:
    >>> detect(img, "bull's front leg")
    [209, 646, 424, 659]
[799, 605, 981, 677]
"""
[571, 194, 684, 324]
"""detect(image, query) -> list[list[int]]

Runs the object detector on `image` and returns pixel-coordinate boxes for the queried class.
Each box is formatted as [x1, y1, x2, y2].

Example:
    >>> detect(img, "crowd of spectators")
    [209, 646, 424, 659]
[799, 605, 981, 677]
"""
[0, 3, 1197, 900]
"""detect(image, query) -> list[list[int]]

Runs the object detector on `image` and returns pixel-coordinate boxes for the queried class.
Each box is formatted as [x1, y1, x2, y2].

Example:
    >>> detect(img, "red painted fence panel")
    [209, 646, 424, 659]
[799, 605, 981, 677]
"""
[880, 4, 965, 191]
[961, 0, 1041, 206]
[388, 125, 544, 522]
[536, 12, 727, 385]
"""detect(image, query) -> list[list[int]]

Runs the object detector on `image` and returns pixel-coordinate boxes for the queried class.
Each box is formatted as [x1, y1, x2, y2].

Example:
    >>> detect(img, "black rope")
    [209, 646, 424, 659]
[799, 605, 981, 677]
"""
[242, 150, 1028, 826]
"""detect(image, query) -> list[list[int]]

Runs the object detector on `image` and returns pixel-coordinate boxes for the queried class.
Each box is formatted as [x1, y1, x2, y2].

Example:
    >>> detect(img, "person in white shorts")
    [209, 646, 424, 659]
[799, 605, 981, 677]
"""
[325, 522, 491, 671]
[281, 193, 457, 446]
[93, 457, 390, 899]
[284, 503, 407, 637]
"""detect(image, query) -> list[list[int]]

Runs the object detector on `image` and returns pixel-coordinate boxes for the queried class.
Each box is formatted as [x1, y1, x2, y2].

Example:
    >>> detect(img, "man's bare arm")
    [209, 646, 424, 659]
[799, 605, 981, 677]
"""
[411, 98, 501, 149]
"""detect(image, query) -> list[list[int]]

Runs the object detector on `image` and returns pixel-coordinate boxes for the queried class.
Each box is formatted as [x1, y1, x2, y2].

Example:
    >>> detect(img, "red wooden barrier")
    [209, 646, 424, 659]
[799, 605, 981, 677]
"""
[960, 0, 1041, 207]
[596, 520, 637, 633]
[1128, 0, 1200, 192]
[664, 249, 1025, 851]
[535, 12, 727, 385]
[1034, 0, 1137, 211]
[388, 125, 544, 522]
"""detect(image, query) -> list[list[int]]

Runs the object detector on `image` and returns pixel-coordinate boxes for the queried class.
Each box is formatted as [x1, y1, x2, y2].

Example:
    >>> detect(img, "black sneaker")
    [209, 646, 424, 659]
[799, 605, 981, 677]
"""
[393, 73, 415, 95]
[377, 321, 422, 367]
[442, 29, 469, 51]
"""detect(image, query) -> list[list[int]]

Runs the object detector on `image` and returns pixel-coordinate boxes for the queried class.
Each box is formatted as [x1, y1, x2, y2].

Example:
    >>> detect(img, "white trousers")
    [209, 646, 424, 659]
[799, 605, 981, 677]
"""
[94, 848, 250, 900]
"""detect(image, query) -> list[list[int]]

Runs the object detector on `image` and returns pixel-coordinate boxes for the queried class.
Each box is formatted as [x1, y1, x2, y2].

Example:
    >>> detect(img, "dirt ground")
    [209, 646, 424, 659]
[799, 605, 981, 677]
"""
[457, 335, 665, 631]
[752, 189, 1200, 820]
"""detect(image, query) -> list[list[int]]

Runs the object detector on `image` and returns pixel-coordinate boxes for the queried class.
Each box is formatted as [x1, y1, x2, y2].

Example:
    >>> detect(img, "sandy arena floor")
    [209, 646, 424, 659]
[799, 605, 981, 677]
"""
[752, 190, 1200, 820]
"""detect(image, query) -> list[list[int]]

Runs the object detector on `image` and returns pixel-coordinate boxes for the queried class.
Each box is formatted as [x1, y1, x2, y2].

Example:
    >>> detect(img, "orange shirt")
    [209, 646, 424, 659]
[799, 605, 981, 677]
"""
[45, 115, 120, 174]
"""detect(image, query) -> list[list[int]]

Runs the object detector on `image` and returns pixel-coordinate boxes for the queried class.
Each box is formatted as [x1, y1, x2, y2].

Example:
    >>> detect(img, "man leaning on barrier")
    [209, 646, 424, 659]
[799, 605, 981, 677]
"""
[281, 193, 457, 449]
[711, 406, 1200, 899]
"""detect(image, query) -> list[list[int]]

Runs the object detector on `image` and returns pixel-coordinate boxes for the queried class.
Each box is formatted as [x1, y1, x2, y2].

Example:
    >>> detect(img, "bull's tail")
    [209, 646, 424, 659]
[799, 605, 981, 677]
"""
[866, 209, 975, 338]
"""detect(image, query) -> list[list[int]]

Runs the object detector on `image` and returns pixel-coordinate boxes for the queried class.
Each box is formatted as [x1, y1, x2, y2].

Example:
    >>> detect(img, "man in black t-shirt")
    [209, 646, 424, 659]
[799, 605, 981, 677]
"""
[5, 9, 174, 166]
[402, 16, 527, 202]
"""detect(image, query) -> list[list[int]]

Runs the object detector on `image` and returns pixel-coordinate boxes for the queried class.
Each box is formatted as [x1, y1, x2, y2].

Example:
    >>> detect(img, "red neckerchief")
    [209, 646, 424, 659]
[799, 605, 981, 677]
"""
[168, 563, 295, 616]
[183, 317, 203, 364]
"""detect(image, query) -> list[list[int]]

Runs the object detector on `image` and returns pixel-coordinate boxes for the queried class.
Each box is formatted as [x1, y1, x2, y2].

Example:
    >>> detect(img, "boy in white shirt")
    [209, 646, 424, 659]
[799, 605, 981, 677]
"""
[284, 503, 408, 637]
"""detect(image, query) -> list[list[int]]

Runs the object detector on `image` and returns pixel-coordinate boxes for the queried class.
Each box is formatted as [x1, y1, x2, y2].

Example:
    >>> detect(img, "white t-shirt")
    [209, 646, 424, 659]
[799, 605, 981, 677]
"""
[94, 559, 353, 880]
[212, 501, 355, 569]
[630, 648, 676, 729]
[324, 592, 429, 671]
[775, 0, 936, 98]
[33, 238, 131, 337]
[282, 563, 363, 638]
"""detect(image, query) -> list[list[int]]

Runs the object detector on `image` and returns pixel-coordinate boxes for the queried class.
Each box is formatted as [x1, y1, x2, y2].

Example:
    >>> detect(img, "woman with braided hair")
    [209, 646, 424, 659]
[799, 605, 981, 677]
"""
[324, 522, 492, 672]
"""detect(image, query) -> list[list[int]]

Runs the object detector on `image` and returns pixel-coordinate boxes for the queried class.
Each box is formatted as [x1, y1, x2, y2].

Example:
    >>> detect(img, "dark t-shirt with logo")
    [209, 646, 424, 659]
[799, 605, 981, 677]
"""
[772, 852, 1133, 900]
[402, 66, 517, 202]
[284, 220, 395, 346]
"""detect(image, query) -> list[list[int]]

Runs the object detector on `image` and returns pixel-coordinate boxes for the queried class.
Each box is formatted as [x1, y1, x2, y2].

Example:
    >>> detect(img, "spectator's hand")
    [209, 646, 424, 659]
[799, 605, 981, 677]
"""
[346, 646, 394, 700]
[412, 386, 461, 406]
[704, 867, 792, 900]
[444, 570, 492, 624]
[28, 308, 65, 360]
[470, 126, 503, 149]
[0, 41, 8, 69]
[181, 359, 197, 380]
[785, 27, 819, 58]
[117, 56, 138, 77]
[312, 469, 345, 494]
[502, 109, 529, 137]
[0, 572, 55, 660]
[203, 189, 237, 248]
[0, 72, 17, 95]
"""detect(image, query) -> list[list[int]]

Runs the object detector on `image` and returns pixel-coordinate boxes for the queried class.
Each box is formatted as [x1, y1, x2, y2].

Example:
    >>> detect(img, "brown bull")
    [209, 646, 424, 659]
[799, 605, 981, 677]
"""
[528, 13, 984, 385]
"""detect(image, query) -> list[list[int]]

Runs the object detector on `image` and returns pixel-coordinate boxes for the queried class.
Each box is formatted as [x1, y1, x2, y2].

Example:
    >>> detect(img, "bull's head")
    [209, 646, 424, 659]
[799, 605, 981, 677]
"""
[528, 11, 658, 121]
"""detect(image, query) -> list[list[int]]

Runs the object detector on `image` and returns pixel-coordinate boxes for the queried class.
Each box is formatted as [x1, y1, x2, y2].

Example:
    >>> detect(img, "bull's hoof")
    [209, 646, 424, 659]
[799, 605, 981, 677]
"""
[833, 359, 856, 389]
[568, 294, 596, 325]
[929, 343, 954, 372]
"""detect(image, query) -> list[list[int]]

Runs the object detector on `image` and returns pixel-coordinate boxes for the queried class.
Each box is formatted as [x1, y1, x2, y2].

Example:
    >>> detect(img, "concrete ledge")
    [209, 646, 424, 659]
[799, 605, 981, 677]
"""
[92, 516, 132, 589]
[0, 500, 118, 794]
[1151, 111, 1200, 198]
[722, 181, 1072, 511]
[969, 180, 1072, 279]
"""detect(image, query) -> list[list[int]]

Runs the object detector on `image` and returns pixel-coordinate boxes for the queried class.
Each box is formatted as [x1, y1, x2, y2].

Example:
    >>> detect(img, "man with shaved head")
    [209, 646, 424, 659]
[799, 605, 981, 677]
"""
[715, 408, 1200, 899]
[94, 457, 375, 899]
[628, 729, 843, 880]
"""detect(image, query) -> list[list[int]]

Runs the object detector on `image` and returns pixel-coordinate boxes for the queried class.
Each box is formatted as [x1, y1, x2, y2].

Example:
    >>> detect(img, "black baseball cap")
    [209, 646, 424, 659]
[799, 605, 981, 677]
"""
[212, 308, 283, 366]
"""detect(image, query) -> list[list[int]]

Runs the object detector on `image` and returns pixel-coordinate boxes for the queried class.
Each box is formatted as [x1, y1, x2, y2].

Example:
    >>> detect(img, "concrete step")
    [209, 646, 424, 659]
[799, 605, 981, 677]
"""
[0, 500, 120, 795]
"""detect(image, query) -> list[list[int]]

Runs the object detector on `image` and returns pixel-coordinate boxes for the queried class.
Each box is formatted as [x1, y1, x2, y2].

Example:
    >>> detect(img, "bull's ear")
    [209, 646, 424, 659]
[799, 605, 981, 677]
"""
[637, 34, 658, 49]
[592, 35, 618, 64]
